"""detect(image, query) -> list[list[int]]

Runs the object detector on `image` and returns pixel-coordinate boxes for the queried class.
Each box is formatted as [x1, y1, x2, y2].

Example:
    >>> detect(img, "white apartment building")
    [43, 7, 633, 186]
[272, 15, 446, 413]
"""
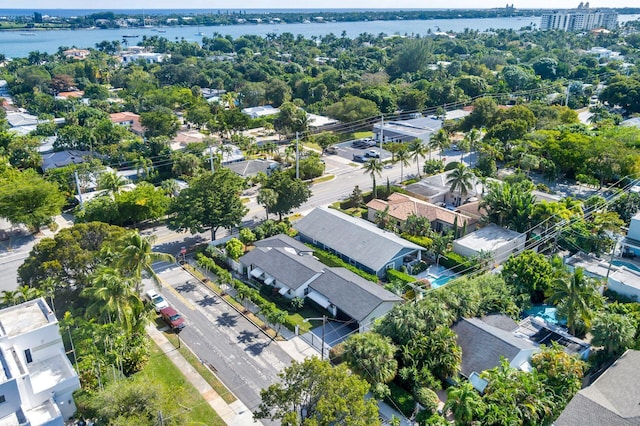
[0, 298, 80, 425]
[540, 4, 617, 31]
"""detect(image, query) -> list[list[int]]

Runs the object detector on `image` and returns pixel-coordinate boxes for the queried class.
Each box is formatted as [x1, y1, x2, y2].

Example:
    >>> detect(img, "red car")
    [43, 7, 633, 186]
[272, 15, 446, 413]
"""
[159, 306, 185, 331]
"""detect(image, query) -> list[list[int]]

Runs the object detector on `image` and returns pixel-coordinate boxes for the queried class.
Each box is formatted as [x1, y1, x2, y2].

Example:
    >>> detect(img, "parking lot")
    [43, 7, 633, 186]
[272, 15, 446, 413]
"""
[329, 139, 393, 163]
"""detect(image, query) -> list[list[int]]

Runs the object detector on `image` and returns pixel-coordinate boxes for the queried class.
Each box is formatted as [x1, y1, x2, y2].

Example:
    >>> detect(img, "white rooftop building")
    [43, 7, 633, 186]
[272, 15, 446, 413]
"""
[452, 223, 526, 264]
[0, 298, 80, 425]
[241, 105, 280, 119]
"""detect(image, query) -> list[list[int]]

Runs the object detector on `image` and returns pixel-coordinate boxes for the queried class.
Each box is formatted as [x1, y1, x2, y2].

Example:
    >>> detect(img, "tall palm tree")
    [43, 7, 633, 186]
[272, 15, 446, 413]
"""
[257, 187, 278, 220]
[463, 128, 481, 165]
[446, 163, 475, 206]
[97, 171, 128, 196]
[444, 382, 484, 425]
[395, 147, 411, 183]
[115, 231, 175, 292]
[161, 179, 180, 198]
[362, 158, 383, 199]
[408, 139, 427, 178]
[82, 266, 145, 332]
[430, 129, 450, 159]
[547, 267, 601, 336]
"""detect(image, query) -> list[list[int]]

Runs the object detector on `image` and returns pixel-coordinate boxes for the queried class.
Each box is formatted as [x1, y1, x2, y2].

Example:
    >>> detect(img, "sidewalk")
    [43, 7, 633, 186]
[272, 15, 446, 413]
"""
[146, 325, 256, 426]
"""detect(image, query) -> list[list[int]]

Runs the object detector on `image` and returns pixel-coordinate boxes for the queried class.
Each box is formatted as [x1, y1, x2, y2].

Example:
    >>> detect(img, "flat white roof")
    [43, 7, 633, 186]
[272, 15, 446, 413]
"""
[609, 268, 640, 290]
[454, 224, 525, 252]
[29, 351, 75, 394]
[0, 298, 55, 338]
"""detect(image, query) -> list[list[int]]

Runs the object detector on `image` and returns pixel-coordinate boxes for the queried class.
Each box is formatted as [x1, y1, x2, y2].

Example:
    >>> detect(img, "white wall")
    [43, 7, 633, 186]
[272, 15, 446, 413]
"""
[608, 279, 640, 301]
[359, 301, 399, 332]
[628, 215, 640, 241]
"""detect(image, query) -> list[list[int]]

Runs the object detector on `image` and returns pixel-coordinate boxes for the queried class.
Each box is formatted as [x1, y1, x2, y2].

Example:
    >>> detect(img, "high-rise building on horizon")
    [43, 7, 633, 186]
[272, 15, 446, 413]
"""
[540, 3, 617, 31]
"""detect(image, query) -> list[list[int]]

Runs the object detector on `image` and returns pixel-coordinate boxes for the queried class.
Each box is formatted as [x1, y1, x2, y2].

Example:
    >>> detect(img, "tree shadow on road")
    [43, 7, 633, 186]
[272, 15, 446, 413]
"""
[216, 312, 238, 327]
[237, 330, 258, 344]
[175, 281, 197, 293]
[245, 340, 271, 356]
[196, 294, 218, 307]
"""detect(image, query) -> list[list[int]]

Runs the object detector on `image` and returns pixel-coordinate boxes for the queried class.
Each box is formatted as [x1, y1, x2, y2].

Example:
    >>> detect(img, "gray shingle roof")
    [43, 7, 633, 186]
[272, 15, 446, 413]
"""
[239, 247, 324, 290]
[294, 207, 423, 273]
[555, 350, 640, 425]
[309, 267, 402, 322]
[254, 234, 312, 254]
[452, 317, 537, 377]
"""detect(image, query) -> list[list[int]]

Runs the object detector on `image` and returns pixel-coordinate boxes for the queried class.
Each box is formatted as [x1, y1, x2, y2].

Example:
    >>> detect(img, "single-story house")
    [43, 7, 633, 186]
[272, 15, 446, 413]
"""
[454, 314, 590, 392]
[404, 171, 482, 206]
[225, 159, 279, 178]
[41, 150, 93, 172]
[109, 112, 144, 136]
[171, 130, 207, 150]
[121, 52, 166, 65]
[608, 267, 640, 301]
[63, 48, 90, 60]
[307, 113, 338, 130]
[555, 349, 640, 425]
[294, 207, 424, 278]
[452, 316, 537, 392]
[239, 235, 402, 331]
[366, 192, 477, 234]
[372, 116, 442, 144]
[621, 117, 640, 128]
[241, 105, 280, 119]
[452, 224, 526, 265]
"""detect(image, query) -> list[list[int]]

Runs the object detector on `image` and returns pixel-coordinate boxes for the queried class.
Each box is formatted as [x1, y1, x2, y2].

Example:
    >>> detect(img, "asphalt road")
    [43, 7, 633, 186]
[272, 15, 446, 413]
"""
[151, 262, 292, 424]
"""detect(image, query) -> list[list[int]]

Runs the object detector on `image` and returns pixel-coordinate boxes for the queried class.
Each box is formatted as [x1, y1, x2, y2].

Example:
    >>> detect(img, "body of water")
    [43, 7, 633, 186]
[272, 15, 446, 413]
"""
[1, 13, 637, 59]
[612, 259, 640, 273]
[0, 16, 542, 59]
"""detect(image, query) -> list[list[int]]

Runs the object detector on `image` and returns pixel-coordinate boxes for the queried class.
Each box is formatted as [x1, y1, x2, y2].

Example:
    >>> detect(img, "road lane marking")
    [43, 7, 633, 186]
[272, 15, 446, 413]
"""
[158, 274, 196, 310]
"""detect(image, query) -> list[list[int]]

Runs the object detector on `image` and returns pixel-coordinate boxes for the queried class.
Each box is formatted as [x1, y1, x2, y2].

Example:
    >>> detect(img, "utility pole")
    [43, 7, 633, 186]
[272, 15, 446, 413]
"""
[379, 115, 384, 155]
[74, 171, 83, 208]
[565, 84, 570, 107]
[295, 131, 300, 180]
[209, 144, 215, 173]
[321, 315, 326, 360]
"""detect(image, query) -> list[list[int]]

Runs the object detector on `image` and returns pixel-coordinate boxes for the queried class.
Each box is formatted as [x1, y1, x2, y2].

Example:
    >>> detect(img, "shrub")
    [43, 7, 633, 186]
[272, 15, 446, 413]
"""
[309, 245, 378, 282]
[401, 233, 433, 248]
[386, 382, 416, 417]
[444, 161, 460, 171]
[290, 296, 305, 311]
[422, 159, 445, 176]
[411, 261, 429, 274]
[329, 342, 346, 365]
[387, 269, 415, 285]
[439, 252, 477, 274]
[414, 387, 439, 415]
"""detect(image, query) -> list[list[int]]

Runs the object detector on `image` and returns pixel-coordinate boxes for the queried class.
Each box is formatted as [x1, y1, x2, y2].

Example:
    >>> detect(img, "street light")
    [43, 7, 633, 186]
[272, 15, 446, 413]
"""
[303, 315, 327, 360]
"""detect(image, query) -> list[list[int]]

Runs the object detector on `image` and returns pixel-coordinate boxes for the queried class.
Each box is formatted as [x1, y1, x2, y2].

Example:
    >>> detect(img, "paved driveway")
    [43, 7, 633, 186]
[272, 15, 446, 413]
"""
[151, 262, 293, 424]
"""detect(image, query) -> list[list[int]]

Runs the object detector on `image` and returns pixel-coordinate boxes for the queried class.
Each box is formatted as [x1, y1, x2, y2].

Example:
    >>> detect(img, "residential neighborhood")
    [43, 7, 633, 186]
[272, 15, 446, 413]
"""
[0, 5, 640, 425]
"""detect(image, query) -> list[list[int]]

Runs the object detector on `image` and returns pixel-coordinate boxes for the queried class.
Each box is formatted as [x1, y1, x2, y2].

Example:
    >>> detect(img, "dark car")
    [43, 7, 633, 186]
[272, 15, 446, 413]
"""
[352, 154, 367, 163]
[351, 140, 368, 148]
[160, 306, 185, 331]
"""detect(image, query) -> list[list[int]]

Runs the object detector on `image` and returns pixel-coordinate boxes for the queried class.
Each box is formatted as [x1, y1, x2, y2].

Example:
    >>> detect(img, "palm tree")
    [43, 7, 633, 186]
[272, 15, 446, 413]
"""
[115, 231, 175, 292]
[133, 156, 155, 179]
[0, 290, 21, 307]
[444, 382, 483, 425]
[221, 91, 238, 109]
[547, 267, 601, 336]
[408, 139, 427, 178]
[463, 128, 481, 165]
[161, 179, 180, 198]
[362, 158, 383, 199]
[446, 163, 475, 206]
[82, 266, 145, 332]
[257, 187, 278, 220]
[430, 129, 450, 159]
[97, 171, 128, 196]
[395, 147, 411, 183]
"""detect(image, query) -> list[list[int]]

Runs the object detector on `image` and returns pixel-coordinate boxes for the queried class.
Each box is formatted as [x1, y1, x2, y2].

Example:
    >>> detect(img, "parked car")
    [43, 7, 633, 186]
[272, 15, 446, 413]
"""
[325, 146, 338, 155]
[365, 150, 380, 158]
[351, 140, 368, 148]
[160, 306, 185, 331]
[146, 289, 169, 312]
[352, 154, 366, 163]
[451, 144, 460, 151]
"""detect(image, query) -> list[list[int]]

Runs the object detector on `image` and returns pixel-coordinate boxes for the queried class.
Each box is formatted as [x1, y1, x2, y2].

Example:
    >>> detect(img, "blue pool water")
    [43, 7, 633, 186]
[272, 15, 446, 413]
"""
[525, 305, 566, 326]
[611, 260, 640, 273]
[431, 275, 456, 288]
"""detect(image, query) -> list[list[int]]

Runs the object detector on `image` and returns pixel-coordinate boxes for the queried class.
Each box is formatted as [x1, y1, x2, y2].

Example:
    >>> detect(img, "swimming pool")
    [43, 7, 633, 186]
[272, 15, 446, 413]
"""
[431, 275, 457, 288]
[525, 305, 566, 326]
[611, 260, 640, 273]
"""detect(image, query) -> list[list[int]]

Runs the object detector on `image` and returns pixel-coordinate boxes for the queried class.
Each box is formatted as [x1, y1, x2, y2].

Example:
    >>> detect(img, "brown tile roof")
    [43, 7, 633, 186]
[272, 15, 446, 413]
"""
[57, 91, 84, 98]
[109, 112, 144, 135]
[367, 193, 474, 226]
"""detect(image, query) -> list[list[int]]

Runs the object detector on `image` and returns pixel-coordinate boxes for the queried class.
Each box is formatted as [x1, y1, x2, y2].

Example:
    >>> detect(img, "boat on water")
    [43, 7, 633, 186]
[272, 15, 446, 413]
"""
[122, 34, 139, 38]
[20, 32, 36, 36]
[157, 29, 167, 33]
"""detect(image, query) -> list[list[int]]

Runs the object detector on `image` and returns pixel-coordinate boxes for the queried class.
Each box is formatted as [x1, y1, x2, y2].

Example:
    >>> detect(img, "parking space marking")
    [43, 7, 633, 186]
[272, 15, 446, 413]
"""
[159, 275, 197, 310]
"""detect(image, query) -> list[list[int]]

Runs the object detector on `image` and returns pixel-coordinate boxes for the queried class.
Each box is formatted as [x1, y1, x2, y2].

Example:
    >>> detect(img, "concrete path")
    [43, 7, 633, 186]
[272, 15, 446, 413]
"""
[146, 324, 257, 426]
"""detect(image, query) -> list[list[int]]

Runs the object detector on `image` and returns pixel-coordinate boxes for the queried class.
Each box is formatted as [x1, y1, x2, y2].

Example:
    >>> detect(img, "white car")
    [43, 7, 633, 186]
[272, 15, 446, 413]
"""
[146, 289, 169, 312]
[365, 150, 380, 158]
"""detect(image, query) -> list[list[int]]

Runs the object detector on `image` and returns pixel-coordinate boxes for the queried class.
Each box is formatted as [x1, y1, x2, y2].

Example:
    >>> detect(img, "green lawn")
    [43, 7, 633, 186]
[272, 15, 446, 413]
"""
[139, 341, 227, 425]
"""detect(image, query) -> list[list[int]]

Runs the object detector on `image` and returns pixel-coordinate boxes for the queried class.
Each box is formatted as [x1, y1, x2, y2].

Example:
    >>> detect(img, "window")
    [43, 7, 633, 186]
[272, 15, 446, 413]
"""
[386, 263, 394, 270]
[304, 288, 309, 296]
[0, 395, 5, 404]
[24, 349, 32, 364]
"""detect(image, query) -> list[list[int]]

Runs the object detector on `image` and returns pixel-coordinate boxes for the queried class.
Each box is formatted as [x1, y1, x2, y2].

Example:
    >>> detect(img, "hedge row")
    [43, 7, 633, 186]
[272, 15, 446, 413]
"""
[307, 245, 379, 283]
[386, 268, 416, 285]
[400, 233, 433, 249]
[439, 251, 478, 274]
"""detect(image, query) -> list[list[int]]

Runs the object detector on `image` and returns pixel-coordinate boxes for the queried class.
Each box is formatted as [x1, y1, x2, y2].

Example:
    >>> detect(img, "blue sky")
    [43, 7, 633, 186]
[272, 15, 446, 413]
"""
[11, 1, 640, 10]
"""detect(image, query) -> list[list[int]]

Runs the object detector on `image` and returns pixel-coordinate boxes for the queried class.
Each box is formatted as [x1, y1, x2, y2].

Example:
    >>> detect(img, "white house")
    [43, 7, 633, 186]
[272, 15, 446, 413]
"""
[241, 105, 280, 119]
[621, 212, 640, 258]
[0, 298, 81, 425]
[452, 223, 526, 264]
